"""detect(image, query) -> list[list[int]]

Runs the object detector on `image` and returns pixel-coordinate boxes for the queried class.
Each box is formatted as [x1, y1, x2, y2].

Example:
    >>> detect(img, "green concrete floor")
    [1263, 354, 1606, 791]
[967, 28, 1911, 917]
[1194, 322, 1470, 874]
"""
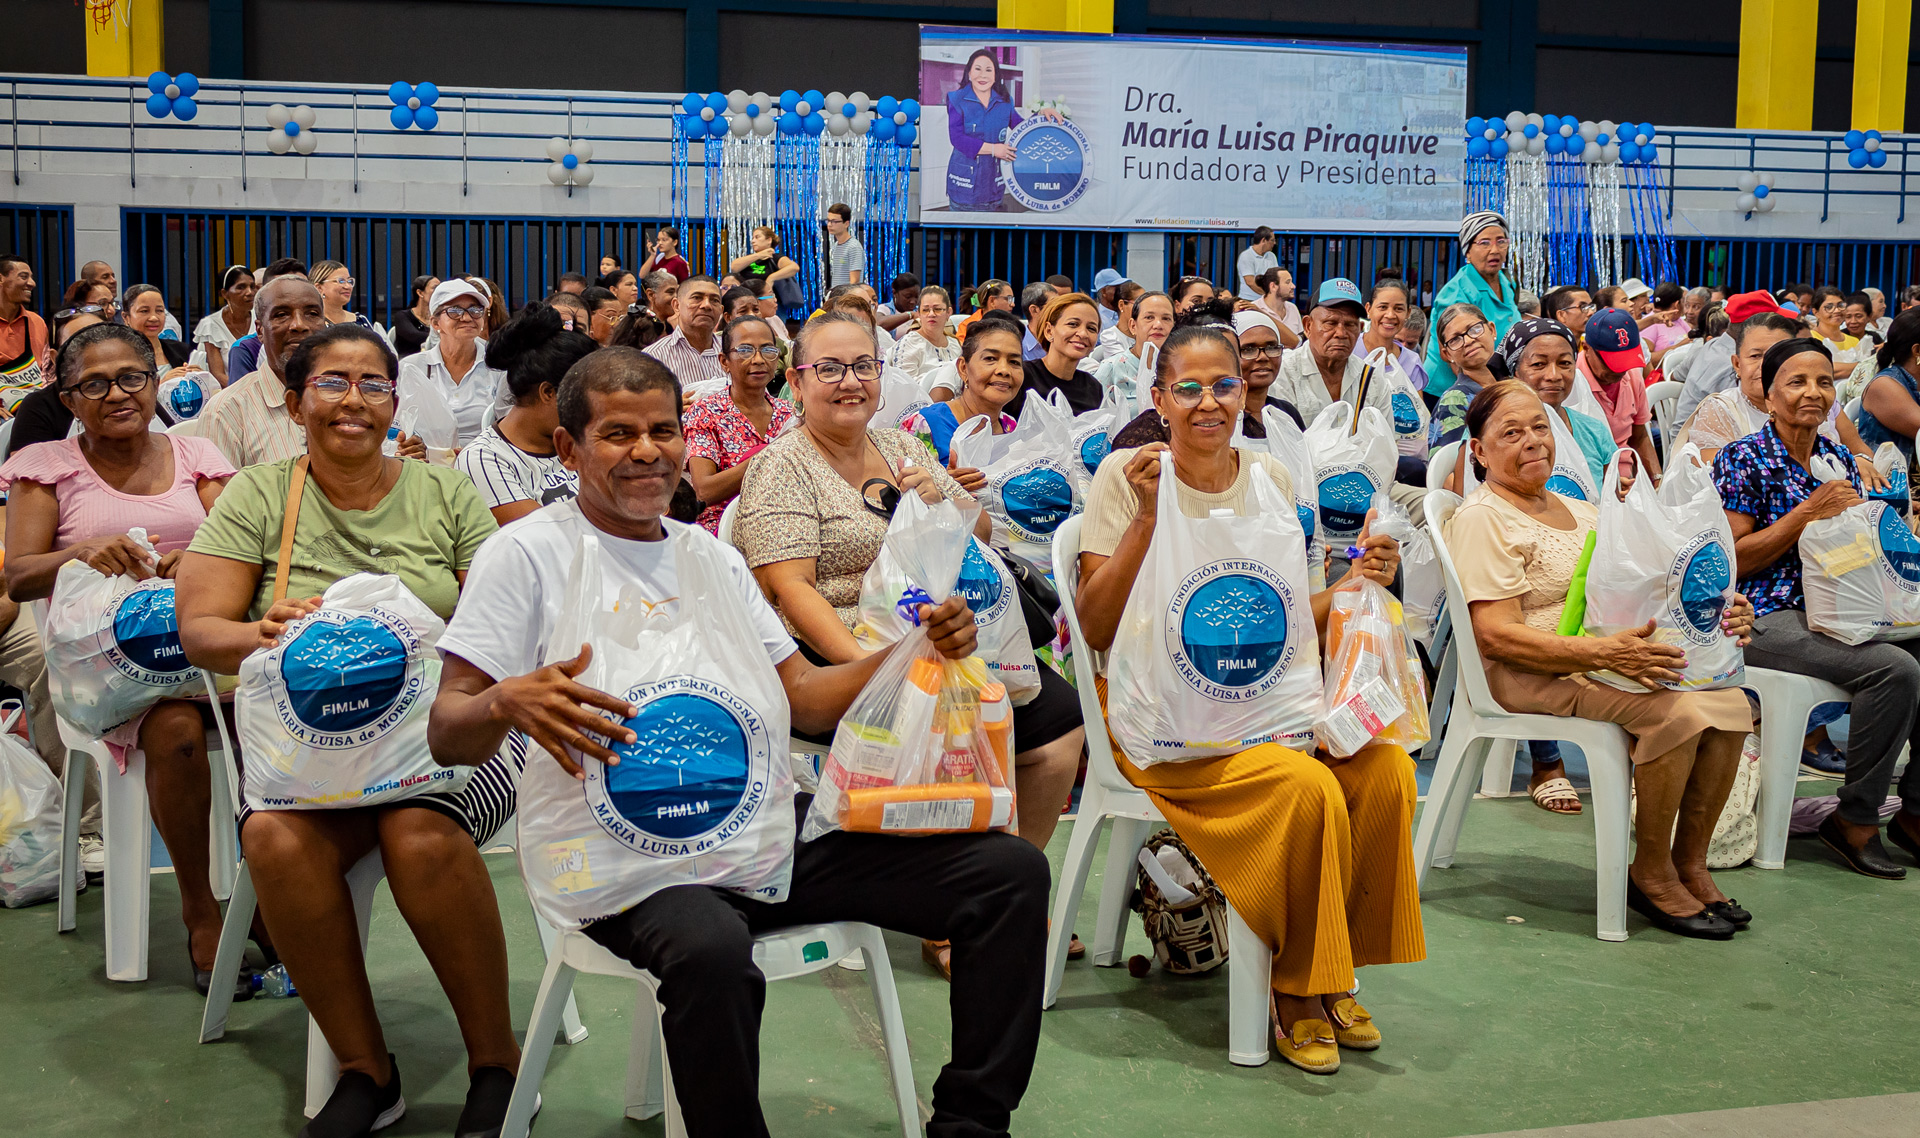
[3, 796, 1917, 1137]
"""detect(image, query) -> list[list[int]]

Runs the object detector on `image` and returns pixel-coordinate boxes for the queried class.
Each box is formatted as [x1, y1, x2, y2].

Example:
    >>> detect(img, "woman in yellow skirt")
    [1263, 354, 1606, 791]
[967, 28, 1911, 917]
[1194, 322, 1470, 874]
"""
[1075, 323, 1425, 1075]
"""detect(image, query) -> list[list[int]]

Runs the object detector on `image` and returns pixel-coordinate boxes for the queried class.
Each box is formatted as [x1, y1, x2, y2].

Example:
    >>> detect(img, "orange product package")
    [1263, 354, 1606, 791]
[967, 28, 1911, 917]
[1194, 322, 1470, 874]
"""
[1315, 575, 1430, 758]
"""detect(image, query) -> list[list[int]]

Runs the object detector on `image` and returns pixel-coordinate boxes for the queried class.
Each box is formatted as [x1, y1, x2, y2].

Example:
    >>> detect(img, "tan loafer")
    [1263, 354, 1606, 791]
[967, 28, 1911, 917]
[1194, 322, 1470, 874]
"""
[1329, 997, 1380, 1050]
[1275, 1015, 1340, 1074]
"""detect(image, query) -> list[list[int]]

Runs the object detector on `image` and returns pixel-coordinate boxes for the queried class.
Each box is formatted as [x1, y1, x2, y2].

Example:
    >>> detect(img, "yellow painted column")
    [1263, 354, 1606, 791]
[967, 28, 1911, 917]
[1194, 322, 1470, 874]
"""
[1852, 0, 1910, 132]
[998, 0, 1113, 34]
[83, 0, 131, 77]
[1735, 0, 1817, 130]
[130, 0, 166, 76]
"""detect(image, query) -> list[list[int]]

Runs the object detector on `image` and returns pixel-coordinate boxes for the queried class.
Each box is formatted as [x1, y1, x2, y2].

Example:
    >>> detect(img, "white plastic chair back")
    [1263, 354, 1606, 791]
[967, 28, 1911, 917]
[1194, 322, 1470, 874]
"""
[1424, 493, 1508, 717]
[1646, 379, 1682, 457]
[1427, 440, 1461, 491]
[1051, 516, 1145, 798]
[716, 497, 740, 547]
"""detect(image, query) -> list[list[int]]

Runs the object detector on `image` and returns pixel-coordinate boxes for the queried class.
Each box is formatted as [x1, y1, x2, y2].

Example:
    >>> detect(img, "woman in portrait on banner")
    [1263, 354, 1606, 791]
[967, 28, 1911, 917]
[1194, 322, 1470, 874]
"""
[943, 49, 1063, 212]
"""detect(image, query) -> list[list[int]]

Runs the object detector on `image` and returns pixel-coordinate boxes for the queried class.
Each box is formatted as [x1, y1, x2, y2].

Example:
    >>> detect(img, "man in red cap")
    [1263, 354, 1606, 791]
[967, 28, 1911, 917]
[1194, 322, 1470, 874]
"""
[1673, 289, 1795, 425]
[1578, 307, 1662, 478]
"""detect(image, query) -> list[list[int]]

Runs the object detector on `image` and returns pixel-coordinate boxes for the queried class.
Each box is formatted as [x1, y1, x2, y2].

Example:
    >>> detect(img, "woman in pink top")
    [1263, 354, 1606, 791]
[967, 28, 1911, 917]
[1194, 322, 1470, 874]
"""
[1, 324, 240, 996]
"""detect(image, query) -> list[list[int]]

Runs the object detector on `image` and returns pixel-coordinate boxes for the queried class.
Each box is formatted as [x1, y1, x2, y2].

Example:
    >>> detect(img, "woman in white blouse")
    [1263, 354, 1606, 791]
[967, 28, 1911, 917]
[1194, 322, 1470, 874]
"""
[885, 285, 961, 380]
[191, 265, 255, 385]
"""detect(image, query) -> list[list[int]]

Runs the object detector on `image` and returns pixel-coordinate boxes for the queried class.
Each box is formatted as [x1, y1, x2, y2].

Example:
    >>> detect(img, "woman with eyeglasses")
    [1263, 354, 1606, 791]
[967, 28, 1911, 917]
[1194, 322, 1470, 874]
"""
[1423, 211, 1521, 397]
[685, 314, 795, 534]
[311, 261, 375, 332]
[736, 312, 1088, 978]
[456, 301, 598, 526]
[886, 285, 961, 381]
[1074, 323, 1421, 1074]
[59, 277, 118, 326]
[1430, 303, 1501, 446]
[191, 266, 256, 385]
[954, 279, 1015, 341]
[0, 323, 242, 996]
[397, 280, 507, 449]
[175, 323, 520, 1137]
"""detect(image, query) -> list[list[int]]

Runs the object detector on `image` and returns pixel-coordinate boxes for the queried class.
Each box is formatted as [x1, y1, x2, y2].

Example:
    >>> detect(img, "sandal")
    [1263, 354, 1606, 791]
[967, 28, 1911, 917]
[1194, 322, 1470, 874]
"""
[1529, 776, 1583, 815]
[1328, 996, 1380, 1050]
[920, 939, 952, 982]
[1067, 934, 1085, 961]
[1271, 994, 1339, 1075]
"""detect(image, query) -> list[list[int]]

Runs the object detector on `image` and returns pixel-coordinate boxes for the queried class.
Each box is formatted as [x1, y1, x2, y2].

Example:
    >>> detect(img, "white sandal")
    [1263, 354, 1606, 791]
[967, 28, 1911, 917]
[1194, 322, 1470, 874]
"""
[1528, 776, 1583, 815]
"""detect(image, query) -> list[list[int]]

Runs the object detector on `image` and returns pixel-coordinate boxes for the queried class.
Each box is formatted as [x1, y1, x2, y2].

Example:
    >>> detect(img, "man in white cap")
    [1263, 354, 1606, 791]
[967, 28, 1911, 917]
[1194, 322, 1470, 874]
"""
[1091, 267, 1129, 331]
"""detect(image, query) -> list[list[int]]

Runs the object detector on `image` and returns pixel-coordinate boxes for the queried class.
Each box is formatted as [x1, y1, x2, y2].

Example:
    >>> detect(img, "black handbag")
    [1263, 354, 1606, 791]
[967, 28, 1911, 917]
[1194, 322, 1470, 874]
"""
[998, 549, 1061, 650]
[772, 274, 805, 310]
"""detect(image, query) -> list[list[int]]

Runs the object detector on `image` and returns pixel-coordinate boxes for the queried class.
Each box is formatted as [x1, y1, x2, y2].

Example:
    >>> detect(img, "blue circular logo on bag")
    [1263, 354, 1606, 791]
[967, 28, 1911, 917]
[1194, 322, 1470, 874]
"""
[1391, 391, 1421, 435]
[1079, 431, 1110, 475]
[1295, 503, 1317, 542]
[1676, 541, 1731, 634]
[108, 585, 190, 683]
[956, 540, 1010, 625]
[158, 376, 204, 421]
[1878, 506, 1920, 586]
[1002, 462, 1073, 540]
[585, 676, 775, 856]
[281, 616, 410, 734]
[1545, 474, 1589, 501]
[1005, 118, 1091, 213]
[1165, 560, 1296, 702]
[1318, 467, 1376, 539]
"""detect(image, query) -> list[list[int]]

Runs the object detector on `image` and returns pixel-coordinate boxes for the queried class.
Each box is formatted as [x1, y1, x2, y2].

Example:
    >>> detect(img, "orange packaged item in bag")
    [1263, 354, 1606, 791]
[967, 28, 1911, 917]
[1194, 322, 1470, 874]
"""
[1315, 576, 1430, 757]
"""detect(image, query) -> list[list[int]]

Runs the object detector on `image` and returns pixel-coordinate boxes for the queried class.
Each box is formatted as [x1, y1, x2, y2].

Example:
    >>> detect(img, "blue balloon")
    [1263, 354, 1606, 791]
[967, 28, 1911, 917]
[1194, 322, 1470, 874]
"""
[803, 112, 824, 136]
[1618, 141, 1639, 164]
[1542, 113, 1560, 133]
[389, 81, 412, 104]
[1522, 123, 1539, 139]
[1594, 131, 1609, 146]
[1489, 136, 1509, 159]
[779, 89, 800, 111]
[876, 95, 898, 117]
[707, 91, 727, 112]
[902, 99, 921, 122]
[415, 105, 438, 130]
[1634, 142, 1653, 163]
[172, 97, 197, 121]
[147, 71, 170, 95]
[778, 110, 802, 134]
[1466, 116, 1486, 137]
[1638, 122, 1654, 142]
[176, 73, 199, 97]
[895, 122, 917, 147]
[840, 101, 855, 118]
[1845, 129, 1866, 149]
[1870, 149, 1889, 168]
[146, 92, 173, 118]
[416, 82, 439, 105]
[802, 90, 824, 112]
[871, 116, 896, 142]
[390, 105, 413, 129]
[284, 121, 301, 137]
[1467, 136, 1490, 159]
[1849, 148, 1870, 169]
[562, 152, 579, 169]
[1753, 183, 1769, 198]
[681, 93, 703, 115]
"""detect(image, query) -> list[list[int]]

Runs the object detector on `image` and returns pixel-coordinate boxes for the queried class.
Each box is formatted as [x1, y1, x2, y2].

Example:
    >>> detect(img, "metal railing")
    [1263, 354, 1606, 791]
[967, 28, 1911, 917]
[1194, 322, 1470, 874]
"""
[1, 204, 74, 305]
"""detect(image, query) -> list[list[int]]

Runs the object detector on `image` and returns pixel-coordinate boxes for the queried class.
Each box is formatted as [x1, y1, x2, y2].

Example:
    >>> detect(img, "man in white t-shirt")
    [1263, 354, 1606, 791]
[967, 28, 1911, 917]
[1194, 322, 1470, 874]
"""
[1236, 226, 1279, 301]
[428, 348, 1048, 1137]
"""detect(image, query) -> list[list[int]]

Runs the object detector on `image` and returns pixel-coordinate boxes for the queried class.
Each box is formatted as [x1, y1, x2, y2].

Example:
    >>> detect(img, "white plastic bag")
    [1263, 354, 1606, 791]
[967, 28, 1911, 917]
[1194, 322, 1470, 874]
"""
[1232, 406, 1326, 580]
[1366, 346, 1429, 459]
[0, 708, 62, 909]
[1107, 451, 1321, 765]
[807, 495, 1014, 840]
[853, 494, 1041, 707]
[1868, 440, 1911, 516]
[238, 573, 473, 810]
[518, 525, 798, 930]
[1303, 402, 1397, 547]
[155, 371, 217, 425]
[1374, 492, 1446, 648]
[43, 529, 198, 734]
[1801, 454, 1920, 644]
[877, 365, 932, 431]
[1458, 404, 1598, 504]
[398, 391, 460, 466]
[952, 402, 1086, 562]
[1047, 388, 1117, 477]
[1583, 447, 1746, 691]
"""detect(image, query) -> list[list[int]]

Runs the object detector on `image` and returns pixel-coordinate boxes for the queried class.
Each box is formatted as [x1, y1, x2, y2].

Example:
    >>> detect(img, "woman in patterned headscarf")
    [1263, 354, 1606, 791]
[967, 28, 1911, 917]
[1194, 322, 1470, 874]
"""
[1422, 210, 1522, 398]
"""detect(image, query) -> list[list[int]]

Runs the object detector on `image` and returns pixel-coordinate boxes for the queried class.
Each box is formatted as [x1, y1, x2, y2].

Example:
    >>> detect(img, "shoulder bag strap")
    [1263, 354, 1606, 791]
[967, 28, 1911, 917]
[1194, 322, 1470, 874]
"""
[272, 455, 310, 604]
[1349, 361, 1375, 436]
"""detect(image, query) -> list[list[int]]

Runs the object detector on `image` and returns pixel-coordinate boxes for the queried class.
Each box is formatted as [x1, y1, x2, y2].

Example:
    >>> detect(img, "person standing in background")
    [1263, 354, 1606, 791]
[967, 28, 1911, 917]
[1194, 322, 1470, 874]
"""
[826, 203, 865, 287]
[1254, 267, 1303, 345]
[1237, 225, 1279, 301]
[639, 226, 692, 284]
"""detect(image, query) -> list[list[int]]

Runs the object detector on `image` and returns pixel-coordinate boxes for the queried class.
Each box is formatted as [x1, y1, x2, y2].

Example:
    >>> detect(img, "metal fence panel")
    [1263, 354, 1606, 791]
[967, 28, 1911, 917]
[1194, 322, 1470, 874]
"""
[1, 204, 76, 315]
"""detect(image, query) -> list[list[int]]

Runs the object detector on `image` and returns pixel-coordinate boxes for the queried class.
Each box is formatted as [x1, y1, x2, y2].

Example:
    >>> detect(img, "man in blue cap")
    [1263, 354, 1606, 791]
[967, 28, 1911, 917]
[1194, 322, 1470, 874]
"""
[1579, 306, 1663, 479]
[1092, 267, 1129, 331]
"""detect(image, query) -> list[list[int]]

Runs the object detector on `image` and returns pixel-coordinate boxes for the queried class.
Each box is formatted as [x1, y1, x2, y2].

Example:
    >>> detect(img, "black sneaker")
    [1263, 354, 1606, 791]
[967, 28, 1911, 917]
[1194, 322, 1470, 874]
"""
[456, 1065, 534, 1138]
[299, 1055, 405, 1138]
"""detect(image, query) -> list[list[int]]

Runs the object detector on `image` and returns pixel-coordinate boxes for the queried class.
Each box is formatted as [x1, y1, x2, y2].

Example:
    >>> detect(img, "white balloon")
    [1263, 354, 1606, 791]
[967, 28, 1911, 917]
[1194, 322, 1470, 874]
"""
[1865, 137, 1882, 152]
[827, 113, 850, 136]
[1525, 112, 1543, 129]
[794, 100, 812, 117]
[1579, 120, 1600, 141]
[1598, 119, 1617, 139]
[699, 107, 715, 121]
[266, 129, 292, 154]
[727, 89, 748, 114]
[893, 110, 907, 126]
[293, 104, 316, 129]
[1582, 141, 1603, 162]
[1757, 171, 1775, 187]
[292, 130, 317, 155]
[1526, 135, 1546, 156]
[850, 112, 872, 136]
[548, 162, 570, 186]
[752, 114, 776, 137]
[570, 139, 593, 162]
[729, 113, 751, 137]
[266, 103, 291, 129]
[1601, 142, 1620, 163]
[750, 92, 771, 115]
[1484, 127, 1499, 140]
[1559, 122, 1575, 137]
[825, 91, 846, 115]
[848, 91, 870, 113]
[1755, 196, 1775, 213]
[572, 164, 594, 187]
[1736, 193, 1757, 212]
[1736, 172, 1759, 192]
[164, 83, 180, 99]
[546, 136, 569, 160]
[1504, 110, 1526, 131]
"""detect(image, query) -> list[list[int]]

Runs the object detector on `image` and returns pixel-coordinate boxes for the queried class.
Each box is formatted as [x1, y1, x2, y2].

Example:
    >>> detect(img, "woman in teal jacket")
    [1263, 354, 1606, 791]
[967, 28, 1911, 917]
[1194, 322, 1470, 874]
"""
[1424, 211, 1522, 397]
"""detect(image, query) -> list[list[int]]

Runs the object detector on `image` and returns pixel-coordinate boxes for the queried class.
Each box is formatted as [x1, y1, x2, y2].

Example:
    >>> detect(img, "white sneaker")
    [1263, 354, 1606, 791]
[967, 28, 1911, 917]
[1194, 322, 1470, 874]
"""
[78, 834, 105, 878]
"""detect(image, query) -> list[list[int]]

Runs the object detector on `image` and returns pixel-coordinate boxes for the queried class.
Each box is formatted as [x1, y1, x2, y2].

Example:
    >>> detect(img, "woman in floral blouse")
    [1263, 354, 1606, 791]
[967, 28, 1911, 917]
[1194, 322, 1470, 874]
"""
[684, 314, 795, 534]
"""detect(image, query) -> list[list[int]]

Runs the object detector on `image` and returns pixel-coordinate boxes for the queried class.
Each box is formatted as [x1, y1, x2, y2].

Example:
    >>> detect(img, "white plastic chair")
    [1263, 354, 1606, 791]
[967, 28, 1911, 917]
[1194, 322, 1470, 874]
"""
[1843, 394, 1863, 424]
[1044, 515, 1274, 1066]
[1414, 491, 1637, 941]
[54, 669, 241, 981]
[716, 496, 740, 545]
[200, 816, 588, 1118]
[1743, 667, 1851, 870]
[1425, 440, 1460, 491]
[1647, 379, 1682, 461]
[500, 922, 918, 1138]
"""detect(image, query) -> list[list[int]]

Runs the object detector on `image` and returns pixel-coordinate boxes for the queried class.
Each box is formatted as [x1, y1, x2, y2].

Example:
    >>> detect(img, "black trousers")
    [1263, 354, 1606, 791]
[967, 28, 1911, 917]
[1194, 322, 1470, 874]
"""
[584, 798, 1050, 1138]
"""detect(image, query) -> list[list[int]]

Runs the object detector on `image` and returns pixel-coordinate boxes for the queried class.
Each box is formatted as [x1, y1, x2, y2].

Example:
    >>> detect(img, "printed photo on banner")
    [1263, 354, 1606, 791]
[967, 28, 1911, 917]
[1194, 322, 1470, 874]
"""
[918, 26, 1469, 232]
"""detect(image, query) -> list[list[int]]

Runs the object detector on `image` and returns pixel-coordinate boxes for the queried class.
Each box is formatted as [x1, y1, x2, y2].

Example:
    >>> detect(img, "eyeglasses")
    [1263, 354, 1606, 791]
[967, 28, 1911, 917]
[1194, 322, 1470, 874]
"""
[53, 305, 111, 320]
[1237, 343, 1284, 361]
[799, 357, 883, 383]
[1444, 321, 1492, 350]
[1471, 237, 1510, 251]
[64, 371, 153, 400]
[1556, 301, 1597, 316]
[1160, 377, 1244, 407]
[438, 304, 487, 321]
[324, 277, 356, 288]
[309, 374, 397, 402]
[728, 344, 782, 360]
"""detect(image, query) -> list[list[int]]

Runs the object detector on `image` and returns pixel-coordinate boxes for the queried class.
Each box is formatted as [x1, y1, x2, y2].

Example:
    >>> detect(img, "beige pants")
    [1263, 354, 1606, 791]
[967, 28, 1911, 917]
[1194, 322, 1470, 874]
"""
[0, 603, 102, 834]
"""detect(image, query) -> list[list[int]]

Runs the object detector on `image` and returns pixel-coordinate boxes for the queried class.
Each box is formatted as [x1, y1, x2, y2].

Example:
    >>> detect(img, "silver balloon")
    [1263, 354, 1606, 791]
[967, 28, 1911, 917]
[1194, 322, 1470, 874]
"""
[292, 130, 318, 155]
[266, 129, 292, 154]
[1757, 172, 1776, 188]
[546, 136, 569, 160]
[750, 92, 771, 115]
[1525, 134, 1546, 156]
[292, 104, 316, 129]
[266, 103, 291, 129]
[1736, 192, 1757, 212]
[794, 100, 812, 117]
[893, 111, 907, 126]
[1579, 120, 1600, 141]
[827, 113, 850, 137]
[1736, 172, 1759, 192]
[850, 112, 872, 136]
[730, 113, 752, 137]
[752, 114, 776, 137]
[1582, 141, 1603, 162]
[1864, 137, 1882, 152]
[1601, 142, 1619, 163]
[572, 164, 594, 187]
[548, 162, 570, 186]
[847, 90, 870, 113]
[1525, 112, 1543, 129]
[1504, 110, 1526, 132]
[727, 89, 748, 114]
[1597, 119, 1617, 140]
[699, 106, 715, 122]
[570, 139, 593, 162]
[825, 91, 847, 116]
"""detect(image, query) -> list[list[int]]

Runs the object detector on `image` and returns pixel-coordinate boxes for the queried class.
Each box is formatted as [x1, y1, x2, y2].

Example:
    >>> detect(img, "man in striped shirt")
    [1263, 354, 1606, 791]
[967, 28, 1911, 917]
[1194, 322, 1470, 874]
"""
[642, 275, 726, 394]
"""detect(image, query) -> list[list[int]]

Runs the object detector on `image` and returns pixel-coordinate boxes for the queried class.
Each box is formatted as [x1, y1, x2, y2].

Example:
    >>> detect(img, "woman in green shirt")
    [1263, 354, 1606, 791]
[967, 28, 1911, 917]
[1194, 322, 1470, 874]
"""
[176, 324, 516, 1138]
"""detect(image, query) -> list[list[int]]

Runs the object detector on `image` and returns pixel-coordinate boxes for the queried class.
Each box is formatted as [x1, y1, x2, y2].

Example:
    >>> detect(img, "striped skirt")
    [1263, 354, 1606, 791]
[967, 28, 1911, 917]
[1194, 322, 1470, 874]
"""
[238, 731, 527, 848]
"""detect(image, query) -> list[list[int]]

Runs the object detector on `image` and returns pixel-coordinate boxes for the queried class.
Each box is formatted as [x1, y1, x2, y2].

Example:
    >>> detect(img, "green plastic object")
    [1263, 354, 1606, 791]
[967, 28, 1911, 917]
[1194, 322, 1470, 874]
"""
[1557, 530, 1599, 637]
[803, 940, 829, 964]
